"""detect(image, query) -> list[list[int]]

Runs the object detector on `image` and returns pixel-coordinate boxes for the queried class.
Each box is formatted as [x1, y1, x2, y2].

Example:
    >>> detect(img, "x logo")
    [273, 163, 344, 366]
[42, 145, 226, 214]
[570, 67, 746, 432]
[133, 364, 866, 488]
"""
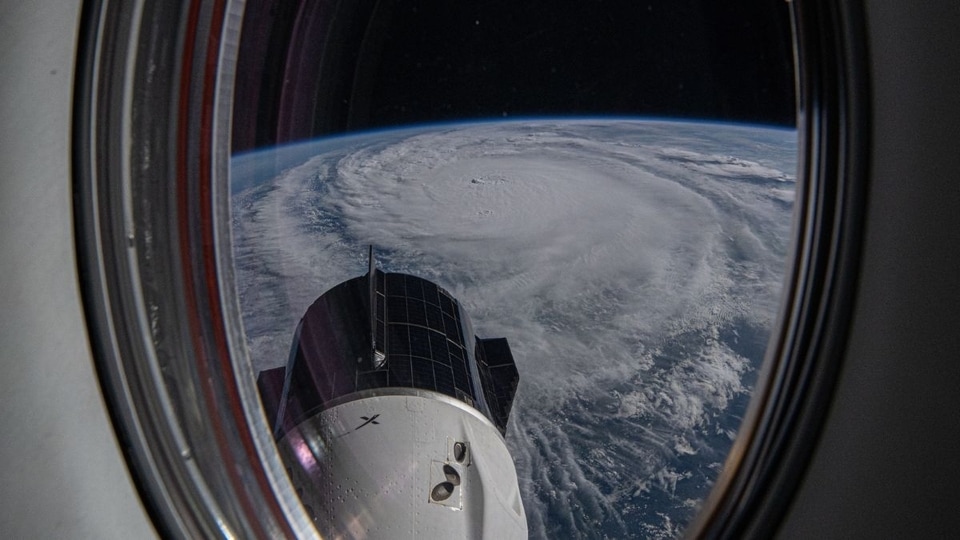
[355, 414, 380, 431]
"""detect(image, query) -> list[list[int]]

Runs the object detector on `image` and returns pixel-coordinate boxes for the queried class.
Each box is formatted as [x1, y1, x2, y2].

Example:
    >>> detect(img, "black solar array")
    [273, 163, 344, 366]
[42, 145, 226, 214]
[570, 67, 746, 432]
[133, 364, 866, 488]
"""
[475, 337, 521, 433]
[372, 269, 386, 359]
[361, 272, 480, 404]
[258, 268, 519, 438]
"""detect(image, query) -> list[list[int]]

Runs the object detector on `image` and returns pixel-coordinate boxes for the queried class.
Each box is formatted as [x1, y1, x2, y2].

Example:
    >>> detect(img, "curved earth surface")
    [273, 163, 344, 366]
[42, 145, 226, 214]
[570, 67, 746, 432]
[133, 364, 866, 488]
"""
[231, 118, 797, 538]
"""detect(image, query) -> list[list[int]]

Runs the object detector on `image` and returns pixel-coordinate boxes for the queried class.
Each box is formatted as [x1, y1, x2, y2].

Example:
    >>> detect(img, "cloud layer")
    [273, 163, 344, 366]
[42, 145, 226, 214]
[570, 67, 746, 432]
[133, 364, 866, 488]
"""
[232, 119, 796, 538]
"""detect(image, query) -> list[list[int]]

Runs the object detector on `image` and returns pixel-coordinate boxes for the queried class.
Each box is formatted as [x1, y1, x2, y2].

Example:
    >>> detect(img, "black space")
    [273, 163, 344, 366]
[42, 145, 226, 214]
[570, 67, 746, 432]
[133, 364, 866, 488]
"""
[232, 0, 796, 153]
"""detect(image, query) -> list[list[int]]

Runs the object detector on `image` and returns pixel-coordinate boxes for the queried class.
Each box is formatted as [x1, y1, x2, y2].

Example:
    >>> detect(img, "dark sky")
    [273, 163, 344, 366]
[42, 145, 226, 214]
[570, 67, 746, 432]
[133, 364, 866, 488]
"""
[233, 0, 796, 153]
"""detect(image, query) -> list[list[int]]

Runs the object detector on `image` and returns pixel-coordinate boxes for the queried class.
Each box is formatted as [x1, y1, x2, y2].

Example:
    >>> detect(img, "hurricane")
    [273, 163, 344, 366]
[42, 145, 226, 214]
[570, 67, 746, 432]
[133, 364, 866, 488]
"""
[231, 118, 796, 538]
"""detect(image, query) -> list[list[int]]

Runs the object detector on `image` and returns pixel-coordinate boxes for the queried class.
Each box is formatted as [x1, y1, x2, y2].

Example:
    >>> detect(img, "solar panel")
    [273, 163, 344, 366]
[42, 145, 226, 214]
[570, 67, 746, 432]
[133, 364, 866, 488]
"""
[260, 268, 520, 439]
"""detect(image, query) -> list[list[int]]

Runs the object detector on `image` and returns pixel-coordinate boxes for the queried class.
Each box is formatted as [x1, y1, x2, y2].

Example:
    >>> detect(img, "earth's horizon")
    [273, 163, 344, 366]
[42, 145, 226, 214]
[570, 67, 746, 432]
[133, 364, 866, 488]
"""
[231, 117, 797, 538]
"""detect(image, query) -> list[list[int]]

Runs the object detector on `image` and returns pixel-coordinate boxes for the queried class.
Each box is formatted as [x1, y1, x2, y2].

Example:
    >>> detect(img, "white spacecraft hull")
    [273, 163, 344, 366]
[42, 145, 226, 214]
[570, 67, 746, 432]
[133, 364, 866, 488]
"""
[280, 390, 526, 538]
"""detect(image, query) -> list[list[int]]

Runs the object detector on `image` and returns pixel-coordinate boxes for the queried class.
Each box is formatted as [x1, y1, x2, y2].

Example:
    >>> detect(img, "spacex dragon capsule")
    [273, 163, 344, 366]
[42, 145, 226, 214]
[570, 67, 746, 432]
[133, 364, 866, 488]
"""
[257, 249, 527, 538]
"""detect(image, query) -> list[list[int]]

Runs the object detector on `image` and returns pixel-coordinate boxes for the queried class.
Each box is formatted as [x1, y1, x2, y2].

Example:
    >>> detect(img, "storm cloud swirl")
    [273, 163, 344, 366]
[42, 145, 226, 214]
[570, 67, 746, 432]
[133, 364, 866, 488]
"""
[231, 119, 796, 538]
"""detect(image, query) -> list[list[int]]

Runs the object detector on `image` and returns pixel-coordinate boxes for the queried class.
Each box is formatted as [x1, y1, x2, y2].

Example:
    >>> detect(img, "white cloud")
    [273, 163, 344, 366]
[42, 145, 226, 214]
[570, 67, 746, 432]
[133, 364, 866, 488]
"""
[231, 119, 796, 538]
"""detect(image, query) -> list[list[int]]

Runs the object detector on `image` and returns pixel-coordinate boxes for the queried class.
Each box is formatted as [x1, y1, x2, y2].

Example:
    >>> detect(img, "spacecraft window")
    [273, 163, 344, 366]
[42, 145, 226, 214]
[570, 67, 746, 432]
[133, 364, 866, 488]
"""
[72, 0, 867, 538]
[431, 482, 455, 502]
[443, 464, 461, 485]
[227, 1, 800, 537]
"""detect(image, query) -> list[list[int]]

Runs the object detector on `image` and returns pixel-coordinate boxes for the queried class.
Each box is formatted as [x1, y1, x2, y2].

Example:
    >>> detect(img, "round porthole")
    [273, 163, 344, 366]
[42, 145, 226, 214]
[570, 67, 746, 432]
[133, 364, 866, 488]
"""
[443, 464, 461, 486]
[71, 0, 866, 538]
[453, 442, 467, 463]
[431, 482, 455, 503]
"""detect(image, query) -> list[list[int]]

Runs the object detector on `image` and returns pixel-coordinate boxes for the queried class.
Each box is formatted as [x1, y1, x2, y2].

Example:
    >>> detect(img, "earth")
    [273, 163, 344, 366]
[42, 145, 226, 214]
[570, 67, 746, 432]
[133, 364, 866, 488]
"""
[230, 118, 796, 538]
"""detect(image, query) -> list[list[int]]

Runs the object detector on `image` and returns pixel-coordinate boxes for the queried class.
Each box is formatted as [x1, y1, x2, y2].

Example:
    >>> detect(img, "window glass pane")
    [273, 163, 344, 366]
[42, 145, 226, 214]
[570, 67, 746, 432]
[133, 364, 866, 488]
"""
[230, 1, 796, 537]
